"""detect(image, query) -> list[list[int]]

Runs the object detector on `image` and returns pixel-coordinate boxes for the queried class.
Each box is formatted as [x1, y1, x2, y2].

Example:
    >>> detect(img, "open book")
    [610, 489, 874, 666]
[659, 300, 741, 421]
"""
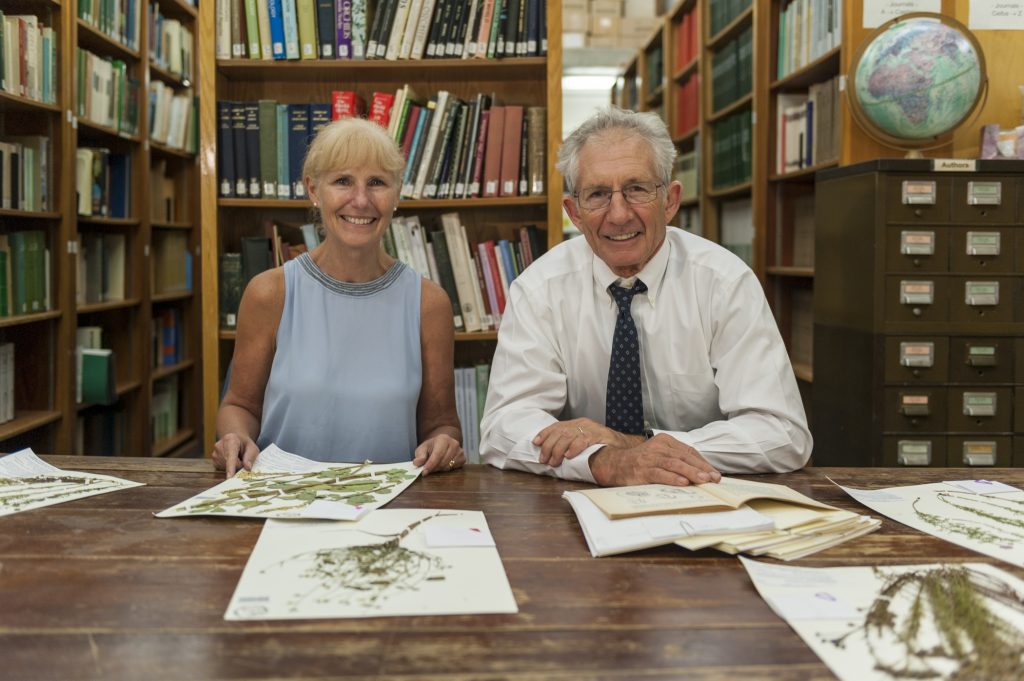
[580, 477, 836, 520]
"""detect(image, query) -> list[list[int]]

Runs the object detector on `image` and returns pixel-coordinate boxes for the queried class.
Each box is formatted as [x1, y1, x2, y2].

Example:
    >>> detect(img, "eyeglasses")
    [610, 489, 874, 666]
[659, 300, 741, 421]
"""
[574, 182, 664, 211]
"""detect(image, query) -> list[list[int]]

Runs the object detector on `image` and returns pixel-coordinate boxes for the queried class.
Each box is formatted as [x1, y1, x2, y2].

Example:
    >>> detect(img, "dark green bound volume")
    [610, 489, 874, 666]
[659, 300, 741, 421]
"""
[219, 252, 243, 329]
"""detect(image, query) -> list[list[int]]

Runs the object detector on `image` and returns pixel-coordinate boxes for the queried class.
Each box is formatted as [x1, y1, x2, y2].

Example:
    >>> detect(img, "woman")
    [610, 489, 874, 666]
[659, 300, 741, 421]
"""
[212, 117, 464, 477]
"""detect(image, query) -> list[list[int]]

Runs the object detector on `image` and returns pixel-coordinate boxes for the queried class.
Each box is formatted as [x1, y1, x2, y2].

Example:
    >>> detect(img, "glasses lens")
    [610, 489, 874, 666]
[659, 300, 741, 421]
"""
[624, 182, 658, 204]
[581, 188, 611, 210]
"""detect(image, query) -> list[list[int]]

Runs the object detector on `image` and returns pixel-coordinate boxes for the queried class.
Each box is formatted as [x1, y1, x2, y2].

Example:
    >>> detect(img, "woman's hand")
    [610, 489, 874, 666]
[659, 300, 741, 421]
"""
[211, 433, 260, 478]
[413, 434, 465, 475]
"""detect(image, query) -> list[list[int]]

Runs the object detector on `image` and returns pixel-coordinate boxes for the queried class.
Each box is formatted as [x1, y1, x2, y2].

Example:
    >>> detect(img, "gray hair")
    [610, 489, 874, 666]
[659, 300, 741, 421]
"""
[556, 107, 676, 193]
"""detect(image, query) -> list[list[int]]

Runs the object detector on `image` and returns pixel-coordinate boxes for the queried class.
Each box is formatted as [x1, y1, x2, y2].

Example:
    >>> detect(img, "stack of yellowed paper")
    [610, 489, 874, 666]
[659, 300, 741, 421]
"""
[577, 477, 880, 561]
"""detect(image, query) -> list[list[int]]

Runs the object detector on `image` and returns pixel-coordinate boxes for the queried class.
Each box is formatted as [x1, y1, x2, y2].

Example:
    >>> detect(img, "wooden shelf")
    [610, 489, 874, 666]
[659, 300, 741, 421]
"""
[152, 290, 194, 303]
[76, 19, 140, 61]
[216, 57, 548, 83]
[707, 181, 752, 199]
[77, 117, 141, 143]
[706, 92, 752, 123]
[792, 361, 813, 383]
[0, 310, 61, 328]
[0, 410, 62, 441]
[152, 220, 193, 230]
[150, 62, 192, 88]
[766, 266, 814, 278]
[0, 90, 60, 113]
[645, 84, 665, 107]
[707, 6, 753, 50]
[672, 57, 699, 83]
[77, 216, 140, 227]
[673, 127, 699, 146]
[150, 140, 196, 159]
[455, 331, 498, 342]
[77, 380, 143, 411]
[152, 359, 195, 381]
[0, 208, 61, 220]
[218, 196, 548, 209]
[156, 0, 197, 20]
[152, 427, 197, 457]
[770, 47, 841, 92]
[77, 298, 142, 314]
[678, 196, 700, 208]
[219, 329, 237, 340]
[769, 160, 838, 183]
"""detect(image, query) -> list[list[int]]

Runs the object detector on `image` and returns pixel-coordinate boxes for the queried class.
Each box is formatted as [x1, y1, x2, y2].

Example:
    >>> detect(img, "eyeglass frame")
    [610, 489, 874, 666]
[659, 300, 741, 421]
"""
[571, 181, 666, 212]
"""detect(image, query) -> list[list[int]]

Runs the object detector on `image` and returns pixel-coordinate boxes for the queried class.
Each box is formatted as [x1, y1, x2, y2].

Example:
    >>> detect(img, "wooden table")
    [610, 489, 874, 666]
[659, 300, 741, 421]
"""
[3, 459, 1022, 680]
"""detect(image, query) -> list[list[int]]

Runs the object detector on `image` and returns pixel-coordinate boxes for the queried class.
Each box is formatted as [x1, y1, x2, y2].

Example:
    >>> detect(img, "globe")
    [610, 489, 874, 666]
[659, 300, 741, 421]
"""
[848, 13, 987, 151]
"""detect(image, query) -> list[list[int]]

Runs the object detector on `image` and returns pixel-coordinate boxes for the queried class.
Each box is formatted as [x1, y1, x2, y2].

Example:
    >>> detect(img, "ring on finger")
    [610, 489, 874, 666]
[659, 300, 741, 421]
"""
[447, 458, 456, 469]
[576, 425, 585, 436]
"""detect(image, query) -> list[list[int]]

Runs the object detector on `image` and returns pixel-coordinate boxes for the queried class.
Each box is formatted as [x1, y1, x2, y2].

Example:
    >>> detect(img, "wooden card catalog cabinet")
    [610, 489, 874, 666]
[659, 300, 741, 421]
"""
[814, 160, 1024, 467]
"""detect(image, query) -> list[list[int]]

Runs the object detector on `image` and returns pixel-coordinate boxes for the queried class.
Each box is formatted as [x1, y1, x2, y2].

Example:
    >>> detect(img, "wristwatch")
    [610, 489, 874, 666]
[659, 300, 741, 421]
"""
[643, 428, 655, 440]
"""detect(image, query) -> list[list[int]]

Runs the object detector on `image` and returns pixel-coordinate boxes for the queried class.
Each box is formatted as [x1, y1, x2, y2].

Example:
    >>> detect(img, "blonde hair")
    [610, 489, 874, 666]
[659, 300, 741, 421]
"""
[302, 117, 405, 185]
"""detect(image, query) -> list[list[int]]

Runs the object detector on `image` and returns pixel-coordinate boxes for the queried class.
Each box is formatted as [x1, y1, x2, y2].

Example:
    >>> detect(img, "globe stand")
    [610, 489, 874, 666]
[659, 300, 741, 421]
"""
[846, 13, 988, 160]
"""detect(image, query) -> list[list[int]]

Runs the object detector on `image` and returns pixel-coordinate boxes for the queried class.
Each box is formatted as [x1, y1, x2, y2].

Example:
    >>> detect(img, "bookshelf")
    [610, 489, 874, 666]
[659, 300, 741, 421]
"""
[618, 0, 1024, 399]
[197, 2, 564, 453]
[0, 0, 201, 457]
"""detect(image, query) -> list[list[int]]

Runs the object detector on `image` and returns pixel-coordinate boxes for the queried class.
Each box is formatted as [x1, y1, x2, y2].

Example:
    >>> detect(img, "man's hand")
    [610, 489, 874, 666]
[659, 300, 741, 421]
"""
[414, 434, 465, 475]
[533, 418, 644, 468]
[589, 434, 722, 487]
[211, 433, 260, 478]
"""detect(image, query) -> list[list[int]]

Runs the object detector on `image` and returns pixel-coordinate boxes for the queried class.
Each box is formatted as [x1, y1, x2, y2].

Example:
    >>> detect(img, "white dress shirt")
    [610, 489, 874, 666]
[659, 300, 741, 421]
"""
[479, 227, 812, 483]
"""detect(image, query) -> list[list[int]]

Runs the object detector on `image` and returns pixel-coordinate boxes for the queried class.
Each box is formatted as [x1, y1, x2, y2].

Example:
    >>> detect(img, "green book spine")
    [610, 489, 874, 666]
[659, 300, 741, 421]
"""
[0, 251, 8, 317]
[9, 232, 27, 315]
[218, 252, 243, 329]
[244, 0, 262, 58]
[428, 230, 464, 331]
[257, 100, 278, 198]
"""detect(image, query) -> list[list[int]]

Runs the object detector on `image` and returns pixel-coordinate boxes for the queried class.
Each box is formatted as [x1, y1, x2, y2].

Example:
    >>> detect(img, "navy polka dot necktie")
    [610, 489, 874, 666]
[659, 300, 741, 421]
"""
[605, 280, 647, 435]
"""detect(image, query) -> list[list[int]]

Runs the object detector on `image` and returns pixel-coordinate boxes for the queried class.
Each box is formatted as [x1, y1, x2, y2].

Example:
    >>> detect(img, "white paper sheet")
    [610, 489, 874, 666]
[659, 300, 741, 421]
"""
[836, 480, 1024, 568]
[741, 557, 1024, 681]
[0, 448, 143, 517]
[225, 510, 517, 619]
[563, 490, 774, 557]
[157, 444, 421, 520]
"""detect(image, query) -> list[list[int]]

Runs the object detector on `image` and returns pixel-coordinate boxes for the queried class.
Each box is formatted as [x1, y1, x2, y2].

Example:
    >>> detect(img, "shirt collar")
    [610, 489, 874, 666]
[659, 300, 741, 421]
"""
[592, 234, 671, 308]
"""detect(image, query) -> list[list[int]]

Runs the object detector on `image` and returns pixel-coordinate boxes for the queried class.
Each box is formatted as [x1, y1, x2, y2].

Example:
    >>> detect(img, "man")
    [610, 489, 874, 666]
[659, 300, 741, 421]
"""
[479, 107, 811, 487]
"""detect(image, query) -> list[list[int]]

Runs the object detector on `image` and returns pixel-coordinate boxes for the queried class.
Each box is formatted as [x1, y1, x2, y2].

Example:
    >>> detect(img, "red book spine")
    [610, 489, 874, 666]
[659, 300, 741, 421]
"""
[368, 92, 395, 128]
[483, 239, 506, 313]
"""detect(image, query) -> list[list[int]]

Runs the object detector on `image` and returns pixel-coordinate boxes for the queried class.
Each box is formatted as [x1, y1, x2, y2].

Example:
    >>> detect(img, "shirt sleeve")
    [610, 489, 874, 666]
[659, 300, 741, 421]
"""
[479, 280, 598, 483]
[657, 268, 812, 474]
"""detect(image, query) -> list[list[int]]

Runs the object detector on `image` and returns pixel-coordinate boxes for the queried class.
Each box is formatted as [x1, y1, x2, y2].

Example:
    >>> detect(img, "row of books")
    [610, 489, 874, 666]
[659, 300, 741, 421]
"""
[708, 0, 750, 38]
[673, 149, 698, 203]
[774, 75, 840, 174]
[710, 109, 751, 190]
[77, 232, 127, 305]
[149, 4, 195, 80]
[216, 93, 546, 202]
[152, 376, 180, 444]
[76, 406, 127, 455]
[672, 5, 699, 72]
[0, 343, 14, 424]
[75, 148, 131, 218]
[776, 0, 842, 79]
[709, 25, 752, 113]
[0, 231, 49, 317]
[75, 49, 141, 136]
[152, 230, 193, 294]
[150, 158, 184, 223]
[455, 363, 489, 464]
[0, 136, 50, 212]
[719, 197, 753, 267]
[77, 0, 142, 52]
[215, 0, 547, 62]
[673, 73, 699, 139]
[0, 13, 57, 104]
[152, 307, 184, 368]
[644, 44, 662, 99]
[149, 82, 197, 151]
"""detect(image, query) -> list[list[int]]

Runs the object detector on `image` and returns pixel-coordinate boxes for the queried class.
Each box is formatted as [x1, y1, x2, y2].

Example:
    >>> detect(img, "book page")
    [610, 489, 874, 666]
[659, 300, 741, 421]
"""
[157, 443, 421, 520]
[579, 483, 731, 519]
[701, 476, 836, 511]
[0, 448, 144, 517]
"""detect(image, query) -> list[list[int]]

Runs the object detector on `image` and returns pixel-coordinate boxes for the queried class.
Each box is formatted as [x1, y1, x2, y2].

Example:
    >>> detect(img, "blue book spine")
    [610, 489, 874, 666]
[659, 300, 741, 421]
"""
[108, 153, 130, 218]
[268, 0, 287, 59]
[276, 104, 290, 198]
[498, 240, 517, 281]
[287, 104, 310, 198]
[402, 106, 431, 193]
[336, 0, 352, 58]
[280, 0, 301, 59]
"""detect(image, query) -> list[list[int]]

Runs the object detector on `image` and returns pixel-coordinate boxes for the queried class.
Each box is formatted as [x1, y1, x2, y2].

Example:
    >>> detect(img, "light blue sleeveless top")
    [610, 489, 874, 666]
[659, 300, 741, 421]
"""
[257, 253, 422, 463]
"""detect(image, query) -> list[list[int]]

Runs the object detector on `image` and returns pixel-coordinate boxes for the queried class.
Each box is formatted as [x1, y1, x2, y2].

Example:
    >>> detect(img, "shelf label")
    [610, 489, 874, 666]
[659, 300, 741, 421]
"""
[965, 281, 999, 306]
[902, 180, 936, 205]
[900, 341, 935, 367]
[864, 0, 941, 28]
[897, 440, 932, 466]
[963, 441, 997, 467]
[899, 393, 931, 416]
[933, 158, 977, 172]
[963, 392, 997, 417]
[969, 0, 1024, 30]
[966, 231, 1000, 256]
[967, 180, 1002, 205]
[900, 230, 935, 255]
[900, 280, 934, 305]
[967, 344, 997, 367]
